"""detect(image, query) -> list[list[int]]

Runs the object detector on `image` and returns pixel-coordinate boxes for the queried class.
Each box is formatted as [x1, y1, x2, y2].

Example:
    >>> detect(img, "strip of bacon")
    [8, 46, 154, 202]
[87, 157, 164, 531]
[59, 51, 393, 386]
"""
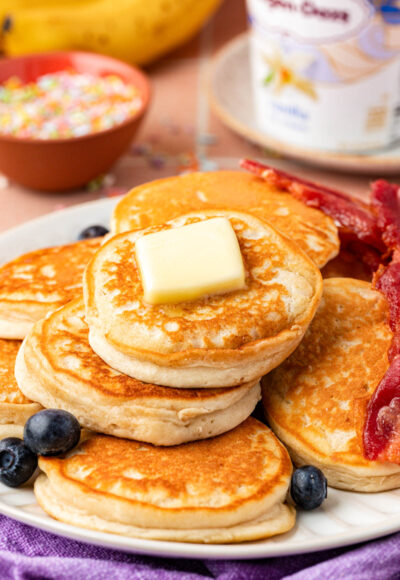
[371, 180, 400, 250]
[240, 159, 385, 252]
[241, 158, 400, 463]
[240, 159, 363, 203]
[374, 256, 400, 332]
[363, 355, 400, 463]
[389, 329, 400, 365]
[291, 188, 385, 252]
[364, 251, 400, 462]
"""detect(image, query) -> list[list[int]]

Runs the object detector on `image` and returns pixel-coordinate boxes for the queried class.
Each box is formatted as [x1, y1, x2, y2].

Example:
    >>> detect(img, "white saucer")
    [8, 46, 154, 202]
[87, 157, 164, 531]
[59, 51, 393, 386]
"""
[209, 33, 400, 175]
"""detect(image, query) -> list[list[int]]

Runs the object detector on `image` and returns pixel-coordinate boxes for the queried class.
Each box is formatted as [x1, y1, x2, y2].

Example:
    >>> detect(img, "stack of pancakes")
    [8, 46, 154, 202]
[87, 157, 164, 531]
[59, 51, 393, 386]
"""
[2, 170, 398, 543]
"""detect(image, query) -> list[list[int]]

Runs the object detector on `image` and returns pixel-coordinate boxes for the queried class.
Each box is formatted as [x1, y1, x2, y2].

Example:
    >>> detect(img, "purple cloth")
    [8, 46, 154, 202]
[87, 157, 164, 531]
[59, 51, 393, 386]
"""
[0, 516, 399, 580]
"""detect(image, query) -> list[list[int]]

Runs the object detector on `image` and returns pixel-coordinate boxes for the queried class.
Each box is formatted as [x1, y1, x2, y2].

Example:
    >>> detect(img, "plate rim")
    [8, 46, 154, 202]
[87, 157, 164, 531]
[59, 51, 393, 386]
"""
[2, 484, 400, 561]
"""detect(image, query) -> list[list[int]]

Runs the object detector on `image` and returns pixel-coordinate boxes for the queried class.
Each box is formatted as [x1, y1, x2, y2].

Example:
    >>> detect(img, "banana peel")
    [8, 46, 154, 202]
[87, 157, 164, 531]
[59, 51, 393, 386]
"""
[0, 0, 223, 65]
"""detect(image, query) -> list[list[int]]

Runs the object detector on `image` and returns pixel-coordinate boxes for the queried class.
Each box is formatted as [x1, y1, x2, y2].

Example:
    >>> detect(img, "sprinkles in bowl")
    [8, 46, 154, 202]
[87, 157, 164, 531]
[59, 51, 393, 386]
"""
[0, 71, 143, 140]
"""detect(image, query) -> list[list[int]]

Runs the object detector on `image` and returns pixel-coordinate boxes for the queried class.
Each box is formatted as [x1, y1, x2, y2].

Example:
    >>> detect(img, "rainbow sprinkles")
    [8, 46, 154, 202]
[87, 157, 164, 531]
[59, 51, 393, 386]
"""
[0, 71, 143, 140]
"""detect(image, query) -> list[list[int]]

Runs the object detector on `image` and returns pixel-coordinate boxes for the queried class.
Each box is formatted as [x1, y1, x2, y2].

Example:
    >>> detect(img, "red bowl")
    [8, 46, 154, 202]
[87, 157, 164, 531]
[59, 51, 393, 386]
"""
[0, 52, 151, 192]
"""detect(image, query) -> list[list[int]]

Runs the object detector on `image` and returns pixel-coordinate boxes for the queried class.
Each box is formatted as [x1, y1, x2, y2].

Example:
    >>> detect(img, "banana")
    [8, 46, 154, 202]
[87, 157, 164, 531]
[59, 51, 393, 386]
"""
[0, 0, 88, 23]
[1, 0, 223, 65]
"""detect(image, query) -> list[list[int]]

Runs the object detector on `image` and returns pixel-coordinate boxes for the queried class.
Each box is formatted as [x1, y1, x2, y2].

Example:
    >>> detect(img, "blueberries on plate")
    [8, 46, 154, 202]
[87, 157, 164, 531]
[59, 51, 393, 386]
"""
[24, 409, 81, 457]
[290, 465, 327, 510]
[0, 438, 38, 487]
[78, 225, 109, 240]
[0, 410, 81, 488]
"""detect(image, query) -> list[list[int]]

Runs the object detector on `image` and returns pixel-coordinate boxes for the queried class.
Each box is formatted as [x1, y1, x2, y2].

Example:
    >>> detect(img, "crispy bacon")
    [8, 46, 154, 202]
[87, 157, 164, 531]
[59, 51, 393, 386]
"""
[364, 252, 400, 462]
[240, 159, 385, 252]
[292, 189, 384, 252]
[240, 159, 357, 201]
[371, 180, 400, 250]
[363, 356, 400, 463]
[241, 158, 400, 464]
[389, 330, 400, 366]
[374, 257, 400, 332]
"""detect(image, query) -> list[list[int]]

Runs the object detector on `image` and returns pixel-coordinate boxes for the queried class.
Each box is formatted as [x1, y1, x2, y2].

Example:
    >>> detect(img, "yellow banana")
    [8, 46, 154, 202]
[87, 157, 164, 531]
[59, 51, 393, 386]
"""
[0, 0, 90, 23]
[0, 0, 87, 7]
[1, 0, 223, 65]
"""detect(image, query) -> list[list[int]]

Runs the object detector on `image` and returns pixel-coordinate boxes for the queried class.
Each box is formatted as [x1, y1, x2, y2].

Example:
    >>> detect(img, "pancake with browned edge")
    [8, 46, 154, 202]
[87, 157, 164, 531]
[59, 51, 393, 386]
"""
[35, 418, 295, 543]
[84, 210, 323, 388]
[263, 278, 400, 492]
[0, 238, 101, 339]
[15, 299, 260, 445]
[0, 338, 41, 437]
[111, 171, 339, 268]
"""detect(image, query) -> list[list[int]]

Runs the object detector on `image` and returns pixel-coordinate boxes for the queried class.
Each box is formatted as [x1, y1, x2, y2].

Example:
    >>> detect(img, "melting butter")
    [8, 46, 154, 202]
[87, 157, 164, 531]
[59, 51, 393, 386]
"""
[135, 217, 245, 305]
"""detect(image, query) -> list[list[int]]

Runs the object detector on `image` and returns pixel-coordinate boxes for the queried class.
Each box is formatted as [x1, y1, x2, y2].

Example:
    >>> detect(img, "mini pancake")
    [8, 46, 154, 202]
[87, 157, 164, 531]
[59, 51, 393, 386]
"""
[263, 278, 400, 492]
[15, 299, 261, 445]
[35, 418, 295, 543]
[84, 210, 323, 388]
[0, 238, 101, 339]
[0, 338, 41, 438]
[111, 171, 339, 268]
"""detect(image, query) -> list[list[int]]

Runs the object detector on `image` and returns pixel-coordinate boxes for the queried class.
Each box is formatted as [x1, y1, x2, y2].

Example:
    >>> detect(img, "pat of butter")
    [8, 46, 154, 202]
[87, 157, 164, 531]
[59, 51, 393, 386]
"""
[135, 217, 245, 305]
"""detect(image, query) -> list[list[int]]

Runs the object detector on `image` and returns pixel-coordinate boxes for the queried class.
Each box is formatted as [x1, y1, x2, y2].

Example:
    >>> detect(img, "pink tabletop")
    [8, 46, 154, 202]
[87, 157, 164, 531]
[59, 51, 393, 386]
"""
[0, 0, 396, 235]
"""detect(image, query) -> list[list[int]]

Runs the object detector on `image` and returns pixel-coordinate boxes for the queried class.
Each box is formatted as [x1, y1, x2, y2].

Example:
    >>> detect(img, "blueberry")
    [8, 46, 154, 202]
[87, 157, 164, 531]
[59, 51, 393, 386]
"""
[0, 438, 38, 487]
[24, 409, 80, 457]
[291, 465, 327, 510]
[77, 225, 109, 240]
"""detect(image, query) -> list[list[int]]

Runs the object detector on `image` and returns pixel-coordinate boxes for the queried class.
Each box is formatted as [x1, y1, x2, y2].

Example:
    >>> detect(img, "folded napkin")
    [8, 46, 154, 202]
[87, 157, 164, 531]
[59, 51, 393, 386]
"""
[0, 515, 399, 580]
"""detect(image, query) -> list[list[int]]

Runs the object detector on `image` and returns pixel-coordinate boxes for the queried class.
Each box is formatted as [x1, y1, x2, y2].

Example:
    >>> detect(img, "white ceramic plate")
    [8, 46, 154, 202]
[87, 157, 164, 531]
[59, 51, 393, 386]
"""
[209, 33, 400, 175]
[1, 198, 400, 560]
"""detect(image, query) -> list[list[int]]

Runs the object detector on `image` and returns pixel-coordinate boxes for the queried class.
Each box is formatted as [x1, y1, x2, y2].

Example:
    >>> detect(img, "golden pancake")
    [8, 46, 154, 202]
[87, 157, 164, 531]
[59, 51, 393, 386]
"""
[15, 298, 260, 445]
[0, 338, 41, 437]
[263, 278, 400, 492]
[111, 171, 339, 268]
[84, 210, 323, 388]
[35, 418, 295, 543]
[0, 238, 101, 339]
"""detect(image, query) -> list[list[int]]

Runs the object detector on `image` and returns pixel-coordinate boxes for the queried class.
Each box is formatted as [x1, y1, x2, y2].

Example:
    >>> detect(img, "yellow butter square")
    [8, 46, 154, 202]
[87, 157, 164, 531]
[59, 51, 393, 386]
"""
[135, 217, 245, 305]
